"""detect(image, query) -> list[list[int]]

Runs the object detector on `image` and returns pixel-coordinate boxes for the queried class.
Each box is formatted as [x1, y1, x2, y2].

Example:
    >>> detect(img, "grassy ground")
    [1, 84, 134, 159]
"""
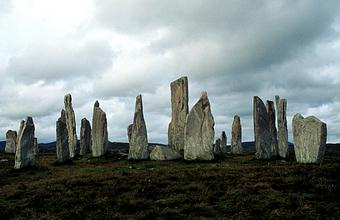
[0, 149, 339, 220]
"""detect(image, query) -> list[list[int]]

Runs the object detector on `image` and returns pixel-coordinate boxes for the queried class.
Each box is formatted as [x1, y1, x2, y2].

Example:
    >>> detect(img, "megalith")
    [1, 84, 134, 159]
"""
[128, 95, 149, 160]
[184, 92, 215, 160]
[292, 114, 327, 163]
[168, 76, 189, 152]
[92, 101, 108, 157]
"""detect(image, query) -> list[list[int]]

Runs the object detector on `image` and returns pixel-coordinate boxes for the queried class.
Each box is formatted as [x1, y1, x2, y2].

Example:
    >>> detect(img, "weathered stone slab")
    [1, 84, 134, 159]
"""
[231, 115, 243, 154]
[80, 118, 91, 155]
[168, 76, 189, 152]
[253, 96, 271, 159]
[184, 92, 215, 160]
[150, 146, 182, 160]
[56, 110, 70, 163]
[92, 101, 108, 157]
[128, 95, 149, 160]
[292, 114, 327, 163]
[5, 130, 17, 154]
[276, 96, 289, 158]
[266, 100, 278, 157]
[14, 117, 36, 169]
[64, 94, 77, 158]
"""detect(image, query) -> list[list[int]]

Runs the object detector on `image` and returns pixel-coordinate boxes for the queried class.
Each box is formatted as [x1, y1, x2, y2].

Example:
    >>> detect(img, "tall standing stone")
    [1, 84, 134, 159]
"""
[275, 96, 288, 158]
[56, 110, 70, 163]
[5, 130, 17, 153]
[168, 76, 189, 152]
[80, 118, 91, 155]
[128, 95, 149, 160]
[14, 117, 36, 169]
[92, 101, 108, 157]
[253, 96, 271, 159]
[266, 100, 278, 157]
[184, 92, 215, 160]
[231, 115, 243, 154]
[64, 94, 77, 158]
[292, 114, 327, 163]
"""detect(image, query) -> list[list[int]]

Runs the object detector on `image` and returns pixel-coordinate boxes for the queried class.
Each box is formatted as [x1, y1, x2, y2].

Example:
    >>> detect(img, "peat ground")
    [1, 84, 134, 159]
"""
[0, 147, 339, 219]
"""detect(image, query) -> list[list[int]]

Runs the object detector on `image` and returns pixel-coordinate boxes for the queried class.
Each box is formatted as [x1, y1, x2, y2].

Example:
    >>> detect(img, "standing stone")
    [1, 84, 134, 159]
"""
[266, 100, 278, 157]
[276, 96, 289, 158]
[64, 94, 77, 158]
[80, 118, 91, 155]
[5, 130, 17, 153]
[253, 97, 271, 159]
[14, 117, 36, 169]
[221, 131, 228, 153]
[214, 138, 222, 155]
[184, 92, 215, 160]
[56, 110, 70, 163]
[168, 76, 189, 152]
[128, 95, 149, 160]
[292, 114, 327, 163]
[92, 101, 108, 157]
[231, 115, 243, 154]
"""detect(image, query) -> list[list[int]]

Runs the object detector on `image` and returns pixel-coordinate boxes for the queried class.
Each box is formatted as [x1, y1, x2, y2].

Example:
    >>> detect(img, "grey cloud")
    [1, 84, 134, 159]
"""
[7, 39, 114, 84]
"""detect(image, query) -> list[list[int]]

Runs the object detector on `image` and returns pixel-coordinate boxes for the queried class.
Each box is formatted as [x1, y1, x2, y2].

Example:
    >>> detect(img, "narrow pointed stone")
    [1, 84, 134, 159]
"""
[128, 95, 149, 160]
[14, 117, 36, 169]
[92, 101, 108, 157]
[168, 76, 189, 152]
[275, 96, 288, 158]
[293, 114, 327, 163]
[184, 91, 215, 160]
[80, 118, 91, 155]
[253, 96, 271, 159]
[231, 115, 243, 154]
[56, 110, 70, 163]
[266, 100, 278, 157]
[5, 130, 17, 154]
[64, 94, 77, 158]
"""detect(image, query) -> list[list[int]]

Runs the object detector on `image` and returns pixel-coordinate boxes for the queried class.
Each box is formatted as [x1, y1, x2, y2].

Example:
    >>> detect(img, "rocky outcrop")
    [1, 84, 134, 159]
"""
[292, 114, 327, 163]
[14, 117, 36, 169]
[253, 96, 271, 159]
[231, 115, 243, 154]
[64, 94, 77, 158]
[168, 76, 189, 152]
[56, 110, 70, 163]
[128, 95, 149, 160]
[80, 118, 91, 155]
[5, 130, 17, 154]
[266, 100, 278, 157]
[275, 96, 288, 158]
[150, 146, 182, 160]
[92, 101, 108, 157]
[184, 92, 215, 160]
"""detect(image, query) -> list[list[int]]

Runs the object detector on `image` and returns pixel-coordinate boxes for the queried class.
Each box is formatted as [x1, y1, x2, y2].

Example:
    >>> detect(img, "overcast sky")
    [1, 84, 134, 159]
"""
[1, 0, 340, 144]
